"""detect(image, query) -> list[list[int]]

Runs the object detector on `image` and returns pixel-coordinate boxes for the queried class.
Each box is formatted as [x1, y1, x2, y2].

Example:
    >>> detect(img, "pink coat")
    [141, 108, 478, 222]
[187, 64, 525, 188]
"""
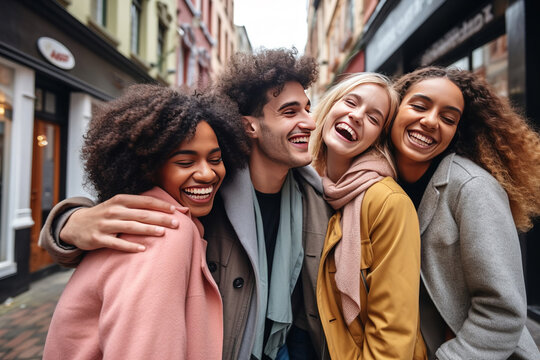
[44, 187, 223, 359]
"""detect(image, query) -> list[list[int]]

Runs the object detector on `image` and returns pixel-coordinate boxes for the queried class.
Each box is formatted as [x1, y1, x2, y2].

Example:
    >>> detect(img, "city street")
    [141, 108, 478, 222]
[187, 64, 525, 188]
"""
[0, 270, 72, 359]
[1, 269, 540, 359]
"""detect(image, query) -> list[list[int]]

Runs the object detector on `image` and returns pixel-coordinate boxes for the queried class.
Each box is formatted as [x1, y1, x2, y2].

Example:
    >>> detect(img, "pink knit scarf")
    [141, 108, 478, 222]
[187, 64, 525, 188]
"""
[322, 150, 395, 325]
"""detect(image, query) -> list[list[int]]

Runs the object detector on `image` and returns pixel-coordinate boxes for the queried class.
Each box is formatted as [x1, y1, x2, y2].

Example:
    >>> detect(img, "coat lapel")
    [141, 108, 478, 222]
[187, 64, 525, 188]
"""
[418, 153, 454, 235]
[220, 168, 259, 271]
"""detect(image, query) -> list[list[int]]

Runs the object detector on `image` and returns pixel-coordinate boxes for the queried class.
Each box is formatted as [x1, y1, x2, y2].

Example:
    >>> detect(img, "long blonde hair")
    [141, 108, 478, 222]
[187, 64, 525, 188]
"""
[310, 73, 400, 175]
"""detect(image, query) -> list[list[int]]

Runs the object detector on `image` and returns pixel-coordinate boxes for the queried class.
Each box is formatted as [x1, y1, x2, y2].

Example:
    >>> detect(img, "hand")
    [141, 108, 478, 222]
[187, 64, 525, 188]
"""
[59, 194, 179, 252]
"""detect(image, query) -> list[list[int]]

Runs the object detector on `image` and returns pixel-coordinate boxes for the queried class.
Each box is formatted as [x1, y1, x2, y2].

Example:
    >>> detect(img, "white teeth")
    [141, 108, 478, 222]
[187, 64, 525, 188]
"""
[290, 136, 309, 143]
[408, 131, 434, 145]
[184, 186, 213, 196]
[335, 123, 357, 141]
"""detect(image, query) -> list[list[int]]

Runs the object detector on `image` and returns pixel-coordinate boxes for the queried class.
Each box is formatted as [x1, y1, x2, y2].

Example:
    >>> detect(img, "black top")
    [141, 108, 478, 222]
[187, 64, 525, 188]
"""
[255, 189, 281, 357]
[255, 190, 281, 275]
[398, 156, 443, 210]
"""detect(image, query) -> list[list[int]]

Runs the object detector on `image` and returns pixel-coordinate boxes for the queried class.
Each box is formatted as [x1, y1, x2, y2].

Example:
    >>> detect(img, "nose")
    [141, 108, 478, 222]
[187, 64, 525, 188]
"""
[299, 111, 316, 131]
[420, 110, 439, 130]
[348, 106, 366, 125]
[193, 161, 216, 183]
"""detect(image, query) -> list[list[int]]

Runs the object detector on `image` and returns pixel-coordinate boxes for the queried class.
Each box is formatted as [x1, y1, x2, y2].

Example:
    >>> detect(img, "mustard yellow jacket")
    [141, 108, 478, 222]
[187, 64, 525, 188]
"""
[317, 177, 427, 360]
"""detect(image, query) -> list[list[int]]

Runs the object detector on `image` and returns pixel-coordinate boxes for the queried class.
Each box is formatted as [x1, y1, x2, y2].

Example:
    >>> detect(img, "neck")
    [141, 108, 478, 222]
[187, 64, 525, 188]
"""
[326, 150, 352, 182]
[248, 150, 289, 193]
[395, 153, 431, 183]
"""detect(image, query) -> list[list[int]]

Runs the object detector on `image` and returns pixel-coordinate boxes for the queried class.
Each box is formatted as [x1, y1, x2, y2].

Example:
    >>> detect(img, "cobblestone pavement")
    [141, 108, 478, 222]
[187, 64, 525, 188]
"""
[0, 270, 73, 360]
[1, 269, 539, 359]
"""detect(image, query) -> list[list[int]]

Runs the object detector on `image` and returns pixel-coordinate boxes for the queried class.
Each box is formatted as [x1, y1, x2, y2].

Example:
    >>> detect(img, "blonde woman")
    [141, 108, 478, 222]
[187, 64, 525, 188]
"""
[311, 73, 427, 359]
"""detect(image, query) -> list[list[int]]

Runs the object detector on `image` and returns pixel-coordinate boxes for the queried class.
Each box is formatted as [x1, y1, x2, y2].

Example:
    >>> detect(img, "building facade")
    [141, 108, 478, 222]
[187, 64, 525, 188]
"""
[306, 0, 367, 103]
[177, 0, 214, 88]
[307, 0, 540, 320]
[235, 25, 252, 54]
[210, 0, 237, 76]
[0, 0, 178, 301]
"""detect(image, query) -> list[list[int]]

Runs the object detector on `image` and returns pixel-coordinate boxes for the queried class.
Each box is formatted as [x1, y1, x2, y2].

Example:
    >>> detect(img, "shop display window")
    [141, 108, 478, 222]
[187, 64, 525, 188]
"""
[449, 34, 508, 98]
[472, 34, 508, 98]
[0, 62, 13, 263]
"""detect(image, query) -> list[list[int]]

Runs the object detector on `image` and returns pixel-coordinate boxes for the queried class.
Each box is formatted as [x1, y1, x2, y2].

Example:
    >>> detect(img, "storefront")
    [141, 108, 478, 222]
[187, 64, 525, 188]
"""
[0, 0, 154, 301]
[352, 0, 540, 319]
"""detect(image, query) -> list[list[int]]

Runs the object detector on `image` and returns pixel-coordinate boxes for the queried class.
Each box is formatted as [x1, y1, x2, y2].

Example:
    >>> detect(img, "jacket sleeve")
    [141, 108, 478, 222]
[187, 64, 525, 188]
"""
[435, 176, 527, 360]
[97, 216, 195, 359]
[362, 192, 422, 359]
[38, 197, 96, 267]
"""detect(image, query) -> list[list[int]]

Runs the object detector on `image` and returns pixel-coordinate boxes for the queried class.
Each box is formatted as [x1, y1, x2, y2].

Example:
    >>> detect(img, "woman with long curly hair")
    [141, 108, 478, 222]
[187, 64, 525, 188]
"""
[391, 66, 540, 360]
[43, 84, 250, 359]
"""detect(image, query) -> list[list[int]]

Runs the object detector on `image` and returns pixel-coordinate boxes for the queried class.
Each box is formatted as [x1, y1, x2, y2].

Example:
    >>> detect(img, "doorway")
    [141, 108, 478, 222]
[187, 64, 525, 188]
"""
[29, 119, 61, 273]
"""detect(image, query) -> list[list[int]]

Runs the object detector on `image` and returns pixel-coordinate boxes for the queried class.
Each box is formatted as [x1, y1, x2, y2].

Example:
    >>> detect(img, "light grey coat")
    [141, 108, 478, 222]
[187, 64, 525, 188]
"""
[418, 153, 539, 360]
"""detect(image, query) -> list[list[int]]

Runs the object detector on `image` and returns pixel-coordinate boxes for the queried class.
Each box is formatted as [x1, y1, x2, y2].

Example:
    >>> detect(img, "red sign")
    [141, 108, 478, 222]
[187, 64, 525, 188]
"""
[37, 37, 75, 70]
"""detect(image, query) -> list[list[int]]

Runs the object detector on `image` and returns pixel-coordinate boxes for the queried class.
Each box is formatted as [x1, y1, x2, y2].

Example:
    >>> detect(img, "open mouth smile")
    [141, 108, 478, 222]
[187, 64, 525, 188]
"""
[407, 130, 435, 147]
[289, 133, 310, 145]
[183, 185, 214, 201]
[335, 122, 358, 142]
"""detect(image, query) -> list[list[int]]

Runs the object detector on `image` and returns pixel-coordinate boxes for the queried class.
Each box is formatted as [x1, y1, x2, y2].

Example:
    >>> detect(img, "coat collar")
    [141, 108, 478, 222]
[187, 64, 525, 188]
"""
[294, 165, 323, 193]
[220, 168, 259, 268]
[219, 165, 322, 265]
[418, 153, 455, 235]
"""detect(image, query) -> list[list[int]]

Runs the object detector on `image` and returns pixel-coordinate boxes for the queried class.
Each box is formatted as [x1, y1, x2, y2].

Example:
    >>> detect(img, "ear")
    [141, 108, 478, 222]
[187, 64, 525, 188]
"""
[243, 116, 259, 139]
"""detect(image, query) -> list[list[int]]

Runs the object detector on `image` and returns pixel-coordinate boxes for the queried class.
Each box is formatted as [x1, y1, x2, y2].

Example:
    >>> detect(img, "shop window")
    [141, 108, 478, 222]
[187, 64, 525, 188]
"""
[448, 34, 508, 98]
[35, 87, 57, 116]
[35, 88, 43, 112]
[472, 34, 508, 98]
[0, 63, 13, 263]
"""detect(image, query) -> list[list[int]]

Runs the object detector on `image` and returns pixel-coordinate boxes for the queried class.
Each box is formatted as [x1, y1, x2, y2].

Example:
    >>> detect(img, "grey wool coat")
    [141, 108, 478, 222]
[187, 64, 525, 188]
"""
[418, 153, 539, 360]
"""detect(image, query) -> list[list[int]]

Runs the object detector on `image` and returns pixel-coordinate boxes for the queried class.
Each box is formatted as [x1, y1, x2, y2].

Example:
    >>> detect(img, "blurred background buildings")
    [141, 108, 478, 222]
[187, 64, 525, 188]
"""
[306, 0, 539, 321]
[0, 0, 250, 302]
[0, 0, 538, 323]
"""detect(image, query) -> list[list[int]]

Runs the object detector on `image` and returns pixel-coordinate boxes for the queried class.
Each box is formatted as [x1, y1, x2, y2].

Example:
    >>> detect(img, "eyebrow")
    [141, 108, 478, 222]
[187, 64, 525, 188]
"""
[169, 147, 221, 158]
[278, 99, 311, 111]
[346, 93, 385, 118]
[410, 94, 463, 116]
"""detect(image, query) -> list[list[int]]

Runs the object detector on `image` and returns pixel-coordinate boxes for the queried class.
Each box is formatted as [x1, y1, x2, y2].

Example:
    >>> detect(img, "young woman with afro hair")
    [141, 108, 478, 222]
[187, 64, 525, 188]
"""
[44, 84, 250, 360]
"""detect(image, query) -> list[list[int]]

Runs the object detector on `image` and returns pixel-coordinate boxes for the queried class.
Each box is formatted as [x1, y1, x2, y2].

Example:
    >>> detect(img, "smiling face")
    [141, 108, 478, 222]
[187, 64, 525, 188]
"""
[248, 81, 315, 171]
[322, 83, 390, 167]
[391, 77, 464, 180]
[156, 121, 225, 218]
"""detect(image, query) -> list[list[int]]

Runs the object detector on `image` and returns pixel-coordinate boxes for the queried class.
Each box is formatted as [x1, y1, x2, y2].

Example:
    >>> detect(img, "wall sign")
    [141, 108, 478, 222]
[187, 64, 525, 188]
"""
[37, 37, 75, 70]
[421, 4, 494, 65]
[365, 0, 446, 71]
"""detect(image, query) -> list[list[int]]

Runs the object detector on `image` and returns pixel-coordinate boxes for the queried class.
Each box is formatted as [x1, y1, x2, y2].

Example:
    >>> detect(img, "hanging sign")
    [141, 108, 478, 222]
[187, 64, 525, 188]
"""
[37, 37, 75, 70]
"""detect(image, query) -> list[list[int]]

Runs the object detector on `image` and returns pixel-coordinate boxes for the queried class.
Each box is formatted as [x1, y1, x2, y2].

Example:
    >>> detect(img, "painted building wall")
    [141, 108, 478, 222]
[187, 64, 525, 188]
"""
[65, 0, 177, 85]
[210, 0, 237, 77]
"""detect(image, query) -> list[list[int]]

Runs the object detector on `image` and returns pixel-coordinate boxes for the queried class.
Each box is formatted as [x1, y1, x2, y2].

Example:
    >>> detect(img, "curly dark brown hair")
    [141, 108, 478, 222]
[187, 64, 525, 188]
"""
[82, 84, 250, 202]
[394, 66, 540, 232]
[216, 48, 319, 116]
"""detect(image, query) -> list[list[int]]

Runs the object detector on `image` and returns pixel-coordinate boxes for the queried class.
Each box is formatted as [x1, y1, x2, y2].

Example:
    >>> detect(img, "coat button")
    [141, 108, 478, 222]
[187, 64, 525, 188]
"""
[233, 277, 244, 288]
[208, 262, 217, 273]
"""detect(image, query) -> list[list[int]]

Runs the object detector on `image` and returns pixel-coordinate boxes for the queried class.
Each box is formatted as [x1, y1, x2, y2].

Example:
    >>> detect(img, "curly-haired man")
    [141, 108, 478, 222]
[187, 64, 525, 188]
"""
[40, 49, 332, 359]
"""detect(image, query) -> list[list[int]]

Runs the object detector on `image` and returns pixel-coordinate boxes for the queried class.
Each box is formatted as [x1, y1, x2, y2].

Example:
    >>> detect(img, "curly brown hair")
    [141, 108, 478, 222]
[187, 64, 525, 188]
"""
[394, 66, 540, 232]
[82, 84, 250, 202]
[216, 48, 318, 116]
